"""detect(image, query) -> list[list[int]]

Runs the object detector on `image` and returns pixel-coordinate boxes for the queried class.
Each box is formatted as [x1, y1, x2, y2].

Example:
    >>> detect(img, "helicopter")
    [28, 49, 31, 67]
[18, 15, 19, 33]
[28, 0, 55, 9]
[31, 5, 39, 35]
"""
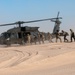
[0, 12, 62, 45]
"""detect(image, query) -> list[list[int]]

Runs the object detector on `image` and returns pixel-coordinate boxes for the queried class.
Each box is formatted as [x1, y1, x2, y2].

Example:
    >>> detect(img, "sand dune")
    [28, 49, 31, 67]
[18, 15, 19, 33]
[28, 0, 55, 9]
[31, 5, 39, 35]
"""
[0, 42, 75, 75]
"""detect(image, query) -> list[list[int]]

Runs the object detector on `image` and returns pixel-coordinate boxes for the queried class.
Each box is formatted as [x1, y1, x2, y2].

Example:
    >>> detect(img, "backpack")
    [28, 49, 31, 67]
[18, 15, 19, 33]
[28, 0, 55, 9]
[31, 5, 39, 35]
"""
[65, 32, 69, 36]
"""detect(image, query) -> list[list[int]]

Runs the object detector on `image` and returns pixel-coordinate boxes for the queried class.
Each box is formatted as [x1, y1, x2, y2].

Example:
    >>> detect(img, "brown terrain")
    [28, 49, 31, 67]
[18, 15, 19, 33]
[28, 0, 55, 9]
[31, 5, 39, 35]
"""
[0, 42, 75, 75]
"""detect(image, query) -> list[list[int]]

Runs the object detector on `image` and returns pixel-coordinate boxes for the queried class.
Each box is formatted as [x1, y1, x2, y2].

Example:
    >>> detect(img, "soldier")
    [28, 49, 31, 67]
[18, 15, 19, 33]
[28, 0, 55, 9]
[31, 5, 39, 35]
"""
[6, 37, 10, 46]
[41, 32, 45, 43]
[38, 33, 41, 44]
[27, 34, 31, 44]
[47, 32, 52, 43]
[62, 30, 69, 42]
[55, 30, 62, 43]
[33, 35, 37, 44]
[70, 29, 75, 42]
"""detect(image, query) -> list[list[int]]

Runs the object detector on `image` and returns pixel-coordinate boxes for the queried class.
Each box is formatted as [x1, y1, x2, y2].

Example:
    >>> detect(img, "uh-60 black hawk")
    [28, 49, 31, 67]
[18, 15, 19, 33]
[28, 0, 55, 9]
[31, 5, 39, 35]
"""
[0, 12, 62, 45]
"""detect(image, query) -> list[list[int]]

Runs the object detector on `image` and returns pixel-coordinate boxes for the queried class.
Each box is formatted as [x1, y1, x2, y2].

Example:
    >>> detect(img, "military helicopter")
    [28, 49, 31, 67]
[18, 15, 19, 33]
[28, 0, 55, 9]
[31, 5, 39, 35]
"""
[0, 12, 62, 45]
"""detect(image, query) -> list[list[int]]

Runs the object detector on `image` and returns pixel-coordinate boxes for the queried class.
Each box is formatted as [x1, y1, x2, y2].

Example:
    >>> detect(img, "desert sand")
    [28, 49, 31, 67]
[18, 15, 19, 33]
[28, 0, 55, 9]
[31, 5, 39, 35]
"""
[0, 42, 75, 75]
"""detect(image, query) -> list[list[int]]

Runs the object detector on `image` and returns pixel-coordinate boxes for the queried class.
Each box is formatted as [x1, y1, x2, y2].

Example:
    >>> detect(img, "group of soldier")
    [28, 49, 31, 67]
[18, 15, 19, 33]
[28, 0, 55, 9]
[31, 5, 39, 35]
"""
[26, 29, 75, 45]
[27, 32, 45, 45]
[55, 29, 75, 43]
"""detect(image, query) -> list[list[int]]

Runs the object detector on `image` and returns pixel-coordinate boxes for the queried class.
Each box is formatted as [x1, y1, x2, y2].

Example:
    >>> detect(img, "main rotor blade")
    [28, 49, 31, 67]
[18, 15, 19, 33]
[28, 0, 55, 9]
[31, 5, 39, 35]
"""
[0, 23, 16, 26]
[0, 17, 62, 27]
[57, 12, 60, 18]
[23, 17, 62, 23]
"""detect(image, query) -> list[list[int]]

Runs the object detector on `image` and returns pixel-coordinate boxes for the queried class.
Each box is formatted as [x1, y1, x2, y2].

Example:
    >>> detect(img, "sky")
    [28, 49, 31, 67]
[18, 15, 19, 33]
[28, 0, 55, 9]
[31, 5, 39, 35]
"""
[0, 0, 75, 34]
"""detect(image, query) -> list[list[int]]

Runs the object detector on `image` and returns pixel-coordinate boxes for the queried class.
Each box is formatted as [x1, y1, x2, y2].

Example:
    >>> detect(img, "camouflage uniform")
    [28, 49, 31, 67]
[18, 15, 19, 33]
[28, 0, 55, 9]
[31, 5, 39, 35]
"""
[47, 32, 52, 43]
[6, 38, 10, 46]
[56, 30, 62, 43]
[62, 30, 69, 42]
[70, 29, 75, 42]
[38, 33, 41, 44]
[41, 33, 45, 43]
[27, 34, 31, 44]
[33, 35, 37, 44]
